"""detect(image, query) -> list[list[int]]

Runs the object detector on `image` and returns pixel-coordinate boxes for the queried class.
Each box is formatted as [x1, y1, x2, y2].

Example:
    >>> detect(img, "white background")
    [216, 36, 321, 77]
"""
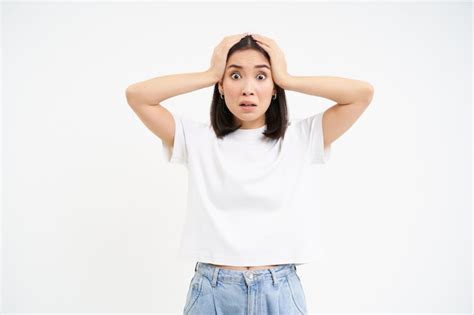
[2, 1, 472, 314]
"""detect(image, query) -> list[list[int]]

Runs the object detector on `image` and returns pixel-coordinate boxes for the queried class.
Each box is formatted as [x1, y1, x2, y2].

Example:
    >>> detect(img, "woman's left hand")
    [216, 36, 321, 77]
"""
[251, 34, 290, 88]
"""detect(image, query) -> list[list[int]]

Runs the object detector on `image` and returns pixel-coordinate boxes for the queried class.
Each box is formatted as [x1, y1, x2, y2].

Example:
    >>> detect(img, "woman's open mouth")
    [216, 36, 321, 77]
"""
[239, 103, 257, 111]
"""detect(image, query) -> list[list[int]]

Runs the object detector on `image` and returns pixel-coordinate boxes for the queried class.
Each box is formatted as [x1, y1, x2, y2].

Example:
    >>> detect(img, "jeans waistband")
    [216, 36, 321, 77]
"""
[194, 261, 297, 288]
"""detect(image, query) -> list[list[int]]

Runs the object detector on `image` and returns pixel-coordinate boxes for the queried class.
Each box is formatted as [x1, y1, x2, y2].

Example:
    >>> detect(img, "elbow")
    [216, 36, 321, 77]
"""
[125, 85, 140, 106]
[367, 84, 374, 104]
[360, 82, 374, 104]
[125, 84, 138, 96]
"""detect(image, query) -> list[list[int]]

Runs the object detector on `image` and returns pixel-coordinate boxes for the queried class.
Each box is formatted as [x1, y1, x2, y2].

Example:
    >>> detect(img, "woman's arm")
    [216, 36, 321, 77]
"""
[281, 75, 373, 105]
[124, 70, 218, 150]
[126, 70, 218, 105]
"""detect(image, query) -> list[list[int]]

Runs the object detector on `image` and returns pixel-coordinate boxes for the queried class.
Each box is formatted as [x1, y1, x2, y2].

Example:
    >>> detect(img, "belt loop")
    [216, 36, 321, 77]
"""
[194, 261, 199, 272]
[293, 264, 297, 271]
[269, 267, 278, 287]
[211, 266, 219, 287]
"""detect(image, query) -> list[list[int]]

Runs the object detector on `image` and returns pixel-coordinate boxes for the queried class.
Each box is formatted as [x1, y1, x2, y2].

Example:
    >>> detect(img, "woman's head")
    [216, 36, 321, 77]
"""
[210, 35, 288, 140]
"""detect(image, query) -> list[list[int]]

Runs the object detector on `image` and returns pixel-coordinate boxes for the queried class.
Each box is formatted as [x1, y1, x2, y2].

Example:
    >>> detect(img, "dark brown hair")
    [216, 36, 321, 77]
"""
[210, 35, 289, 141]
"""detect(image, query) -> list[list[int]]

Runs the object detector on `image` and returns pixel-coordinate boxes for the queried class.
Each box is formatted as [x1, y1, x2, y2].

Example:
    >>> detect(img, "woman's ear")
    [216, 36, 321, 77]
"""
[218, 80, 224, 94]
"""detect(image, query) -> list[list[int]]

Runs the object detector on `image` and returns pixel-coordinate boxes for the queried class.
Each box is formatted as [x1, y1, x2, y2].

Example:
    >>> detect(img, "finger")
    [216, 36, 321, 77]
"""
[252, 33, 266, 40]
[256, 39, 270, 48]
[224, 33, 246, 45]
[254, 33, 271, 41]
[257, 43, 269, 53]
[253, 34, 274, 46]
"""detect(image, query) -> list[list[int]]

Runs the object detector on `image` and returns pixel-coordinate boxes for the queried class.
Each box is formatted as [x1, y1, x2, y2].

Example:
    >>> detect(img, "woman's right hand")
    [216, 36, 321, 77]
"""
[207, 33, 249, 83]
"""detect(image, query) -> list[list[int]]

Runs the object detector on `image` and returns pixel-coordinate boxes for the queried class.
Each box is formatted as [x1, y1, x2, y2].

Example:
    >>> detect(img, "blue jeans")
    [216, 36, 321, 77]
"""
[183, 261, 308, 315]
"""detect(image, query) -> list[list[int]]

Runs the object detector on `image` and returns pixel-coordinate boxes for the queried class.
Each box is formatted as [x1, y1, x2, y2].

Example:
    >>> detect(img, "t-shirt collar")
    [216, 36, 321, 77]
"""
[228, 124, 267, 141]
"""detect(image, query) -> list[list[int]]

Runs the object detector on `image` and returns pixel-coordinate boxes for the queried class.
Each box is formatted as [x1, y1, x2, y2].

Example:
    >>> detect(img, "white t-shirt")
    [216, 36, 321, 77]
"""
[161, 110, 331, 266]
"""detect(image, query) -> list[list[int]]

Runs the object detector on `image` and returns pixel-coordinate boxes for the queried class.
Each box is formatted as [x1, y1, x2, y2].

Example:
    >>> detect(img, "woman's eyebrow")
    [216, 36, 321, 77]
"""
[227, 64, 270, 70]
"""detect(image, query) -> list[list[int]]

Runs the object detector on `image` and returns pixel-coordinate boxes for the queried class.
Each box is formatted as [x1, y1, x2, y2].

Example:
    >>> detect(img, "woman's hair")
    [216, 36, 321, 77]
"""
[210, 35, 289, 141]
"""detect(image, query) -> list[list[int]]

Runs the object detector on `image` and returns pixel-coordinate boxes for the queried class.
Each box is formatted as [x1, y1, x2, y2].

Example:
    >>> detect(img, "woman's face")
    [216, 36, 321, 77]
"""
[218, 49, 276, 129]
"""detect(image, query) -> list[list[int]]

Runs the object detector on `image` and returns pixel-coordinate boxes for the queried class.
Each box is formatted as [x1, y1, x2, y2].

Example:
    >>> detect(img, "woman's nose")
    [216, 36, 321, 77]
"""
[242, 82, 255, 95]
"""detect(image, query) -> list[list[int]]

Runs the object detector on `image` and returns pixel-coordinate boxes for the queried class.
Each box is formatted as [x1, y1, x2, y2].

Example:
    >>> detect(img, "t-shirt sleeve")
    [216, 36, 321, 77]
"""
[293, 111, 331, 164]
[161, 110, 188, 165]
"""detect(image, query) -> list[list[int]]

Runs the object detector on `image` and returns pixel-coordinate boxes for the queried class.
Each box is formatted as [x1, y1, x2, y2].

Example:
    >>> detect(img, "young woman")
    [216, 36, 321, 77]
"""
[126, 33, 374, 314]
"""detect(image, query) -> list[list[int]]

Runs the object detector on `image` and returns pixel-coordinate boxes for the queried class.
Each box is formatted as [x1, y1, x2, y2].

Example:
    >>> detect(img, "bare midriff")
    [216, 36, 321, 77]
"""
[210, 264, 281, 271]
